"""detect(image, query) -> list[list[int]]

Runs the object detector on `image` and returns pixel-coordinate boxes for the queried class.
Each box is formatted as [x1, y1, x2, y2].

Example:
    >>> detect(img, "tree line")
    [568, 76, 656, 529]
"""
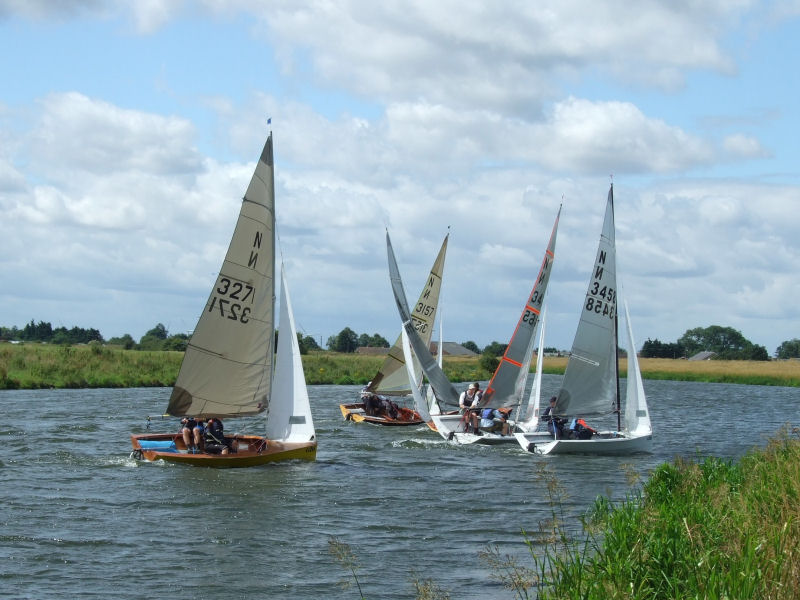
[3, 321, 798, 361]
[640, 325, 777, 360]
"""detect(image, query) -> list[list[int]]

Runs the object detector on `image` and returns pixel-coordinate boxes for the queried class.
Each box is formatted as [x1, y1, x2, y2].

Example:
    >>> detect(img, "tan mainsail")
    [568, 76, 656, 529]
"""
[167, 136, 276, 418]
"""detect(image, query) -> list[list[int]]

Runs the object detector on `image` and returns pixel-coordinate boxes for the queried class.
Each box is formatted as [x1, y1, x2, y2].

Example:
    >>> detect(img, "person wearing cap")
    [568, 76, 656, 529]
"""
[459, 382, 483, 414]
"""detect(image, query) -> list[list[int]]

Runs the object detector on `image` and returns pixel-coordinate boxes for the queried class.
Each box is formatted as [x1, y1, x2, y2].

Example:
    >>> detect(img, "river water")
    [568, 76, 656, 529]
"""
[2, 377, 799, 599]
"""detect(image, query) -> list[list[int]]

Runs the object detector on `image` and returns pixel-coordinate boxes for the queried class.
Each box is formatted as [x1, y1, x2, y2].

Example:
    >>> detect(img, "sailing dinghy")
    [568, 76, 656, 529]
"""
[130, 131, 317, 467]
[387, 208, 560, 445]
[340, 234, 448, 426]
[514, 184, 652, 455]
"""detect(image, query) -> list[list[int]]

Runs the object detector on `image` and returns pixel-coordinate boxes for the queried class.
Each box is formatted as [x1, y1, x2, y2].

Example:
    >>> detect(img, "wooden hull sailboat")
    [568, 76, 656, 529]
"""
[130, 433, 316, 467]
[130, 130, 317, 468]
[340, 233, 449, 427]
[514, 184, 652, 456]
[387, 208, 561, 445]
[339, 402, 422, 426]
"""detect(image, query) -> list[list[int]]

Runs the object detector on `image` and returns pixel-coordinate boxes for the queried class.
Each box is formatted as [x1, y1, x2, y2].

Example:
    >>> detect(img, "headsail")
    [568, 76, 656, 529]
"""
[555, 185, 617, 417]
[166, 134, 275, 418]
[482, 207, 560, 409]
[518, 304, 547, 430]
[386, 231, 460, 407]
[622, 299, 650, 436]
[367, 234, 448, 396]
[267, 265, 316, 442]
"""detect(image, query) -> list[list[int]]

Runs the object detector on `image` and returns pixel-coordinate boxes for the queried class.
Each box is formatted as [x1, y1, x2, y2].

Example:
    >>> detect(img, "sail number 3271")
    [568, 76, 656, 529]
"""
[208, 277, 256, 323]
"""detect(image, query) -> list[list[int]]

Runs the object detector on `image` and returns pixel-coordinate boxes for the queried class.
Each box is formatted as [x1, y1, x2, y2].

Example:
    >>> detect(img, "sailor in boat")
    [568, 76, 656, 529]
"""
[203, 417, 234, 455]
[459, 382, 482, 413]
[541, 396, 564, 438]
[180, 417, 204, 454]
[477, 407, 512, 436]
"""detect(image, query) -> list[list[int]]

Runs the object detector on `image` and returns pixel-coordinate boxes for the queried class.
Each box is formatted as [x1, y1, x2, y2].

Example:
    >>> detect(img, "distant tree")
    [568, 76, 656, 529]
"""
[479, 350, 499, 373]
[741, 343, 769, 361]
[678, 325, 768, 360]
[776, 338, 800, 359]
[301, 335, 321, 351]
[543, 346, 560, 354]
[21, 320, 53, 342]
[358, 333, 389, 348]
[461, 341, 480, 354]
[641, 338, 686, 359]
[108, 334, 136, 350]
[163, 334, 189, 352]
[328, 327, 359, 353]
[144, 323, 169, 340]
[482, 341, 507, 357]
[0, 326, 21, 341]
[139, 323, 170, 350]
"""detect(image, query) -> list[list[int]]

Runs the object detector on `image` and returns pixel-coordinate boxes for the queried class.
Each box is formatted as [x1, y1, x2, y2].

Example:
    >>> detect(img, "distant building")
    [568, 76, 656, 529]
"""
[688, 351, 717, 361]
[355, 346, 390, 355]
[429, 342, 477, 357]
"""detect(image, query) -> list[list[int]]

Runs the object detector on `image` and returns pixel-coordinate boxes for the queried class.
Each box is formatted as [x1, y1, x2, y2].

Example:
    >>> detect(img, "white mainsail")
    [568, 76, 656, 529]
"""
[554, 187, 618, 418]
[167, 134, 276, 418]
[367, 234, 448, 396]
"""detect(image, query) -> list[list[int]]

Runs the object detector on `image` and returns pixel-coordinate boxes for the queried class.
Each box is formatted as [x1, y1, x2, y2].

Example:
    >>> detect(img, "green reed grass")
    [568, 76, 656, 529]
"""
[0, 343, 183, 389]
[523, 428, 800, 599]
[4, 342, 800, 390]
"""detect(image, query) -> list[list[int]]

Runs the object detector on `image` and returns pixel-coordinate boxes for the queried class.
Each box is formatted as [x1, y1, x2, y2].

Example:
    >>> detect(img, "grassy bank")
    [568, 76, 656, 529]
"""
[523, 429, 800, 599]
[2, 342, 800, 389]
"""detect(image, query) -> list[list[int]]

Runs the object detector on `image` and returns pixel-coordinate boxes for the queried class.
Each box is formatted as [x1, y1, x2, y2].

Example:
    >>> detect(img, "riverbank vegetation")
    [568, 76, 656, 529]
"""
[516, 428, 800, 599]
[2, 342, 800, 390]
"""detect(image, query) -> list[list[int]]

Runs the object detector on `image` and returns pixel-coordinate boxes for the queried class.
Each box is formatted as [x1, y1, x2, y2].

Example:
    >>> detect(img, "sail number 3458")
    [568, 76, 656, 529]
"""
[585, 283, 616, 319]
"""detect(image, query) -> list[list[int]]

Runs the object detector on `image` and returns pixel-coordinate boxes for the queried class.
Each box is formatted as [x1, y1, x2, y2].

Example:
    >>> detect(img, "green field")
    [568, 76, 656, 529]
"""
[2, 342, 799, 390]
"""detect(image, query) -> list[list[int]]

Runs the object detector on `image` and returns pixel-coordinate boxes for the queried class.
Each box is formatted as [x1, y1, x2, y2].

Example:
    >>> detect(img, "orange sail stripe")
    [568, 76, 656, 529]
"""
[503, 356, 523, 368]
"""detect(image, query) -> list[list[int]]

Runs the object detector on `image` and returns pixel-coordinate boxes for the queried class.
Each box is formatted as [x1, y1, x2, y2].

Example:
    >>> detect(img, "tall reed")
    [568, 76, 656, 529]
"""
[523, 429, 800, 599]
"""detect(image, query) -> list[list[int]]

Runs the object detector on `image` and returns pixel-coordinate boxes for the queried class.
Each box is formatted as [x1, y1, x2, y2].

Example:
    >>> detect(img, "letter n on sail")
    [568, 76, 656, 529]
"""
[248, 231, 263, 268]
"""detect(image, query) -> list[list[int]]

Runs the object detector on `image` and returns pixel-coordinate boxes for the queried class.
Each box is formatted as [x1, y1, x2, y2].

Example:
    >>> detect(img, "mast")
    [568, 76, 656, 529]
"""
[610, 183, 621, 432]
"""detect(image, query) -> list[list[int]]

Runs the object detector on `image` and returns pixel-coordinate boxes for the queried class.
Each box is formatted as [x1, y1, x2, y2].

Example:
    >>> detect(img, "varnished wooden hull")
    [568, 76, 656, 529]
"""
[130, 433, 316, 468]
[339, 402, 424, 426]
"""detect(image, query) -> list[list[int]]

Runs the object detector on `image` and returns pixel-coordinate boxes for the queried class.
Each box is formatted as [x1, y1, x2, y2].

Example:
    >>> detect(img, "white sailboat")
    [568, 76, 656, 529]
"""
[130, 130, 317, 467]
[387, 208, 560, 445]
[340, 234, 448, 426]
[514, 184, 652, 455]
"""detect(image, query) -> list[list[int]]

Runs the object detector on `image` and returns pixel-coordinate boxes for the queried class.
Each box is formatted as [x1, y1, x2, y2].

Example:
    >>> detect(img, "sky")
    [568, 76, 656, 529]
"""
[1, 0, 799, 355]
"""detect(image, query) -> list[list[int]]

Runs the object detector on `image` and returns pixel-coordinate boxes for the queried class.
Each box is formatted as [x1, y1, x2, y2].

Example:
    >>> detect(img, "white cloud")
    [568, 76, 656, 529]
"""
[722, 133, 769, 158]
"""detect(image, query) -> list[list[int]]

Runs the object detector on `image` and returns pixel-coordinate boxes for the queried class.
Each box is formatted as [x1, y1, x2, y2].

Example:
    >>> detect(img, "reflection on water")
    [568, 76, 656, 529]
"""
[1, 378, 798, 599]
